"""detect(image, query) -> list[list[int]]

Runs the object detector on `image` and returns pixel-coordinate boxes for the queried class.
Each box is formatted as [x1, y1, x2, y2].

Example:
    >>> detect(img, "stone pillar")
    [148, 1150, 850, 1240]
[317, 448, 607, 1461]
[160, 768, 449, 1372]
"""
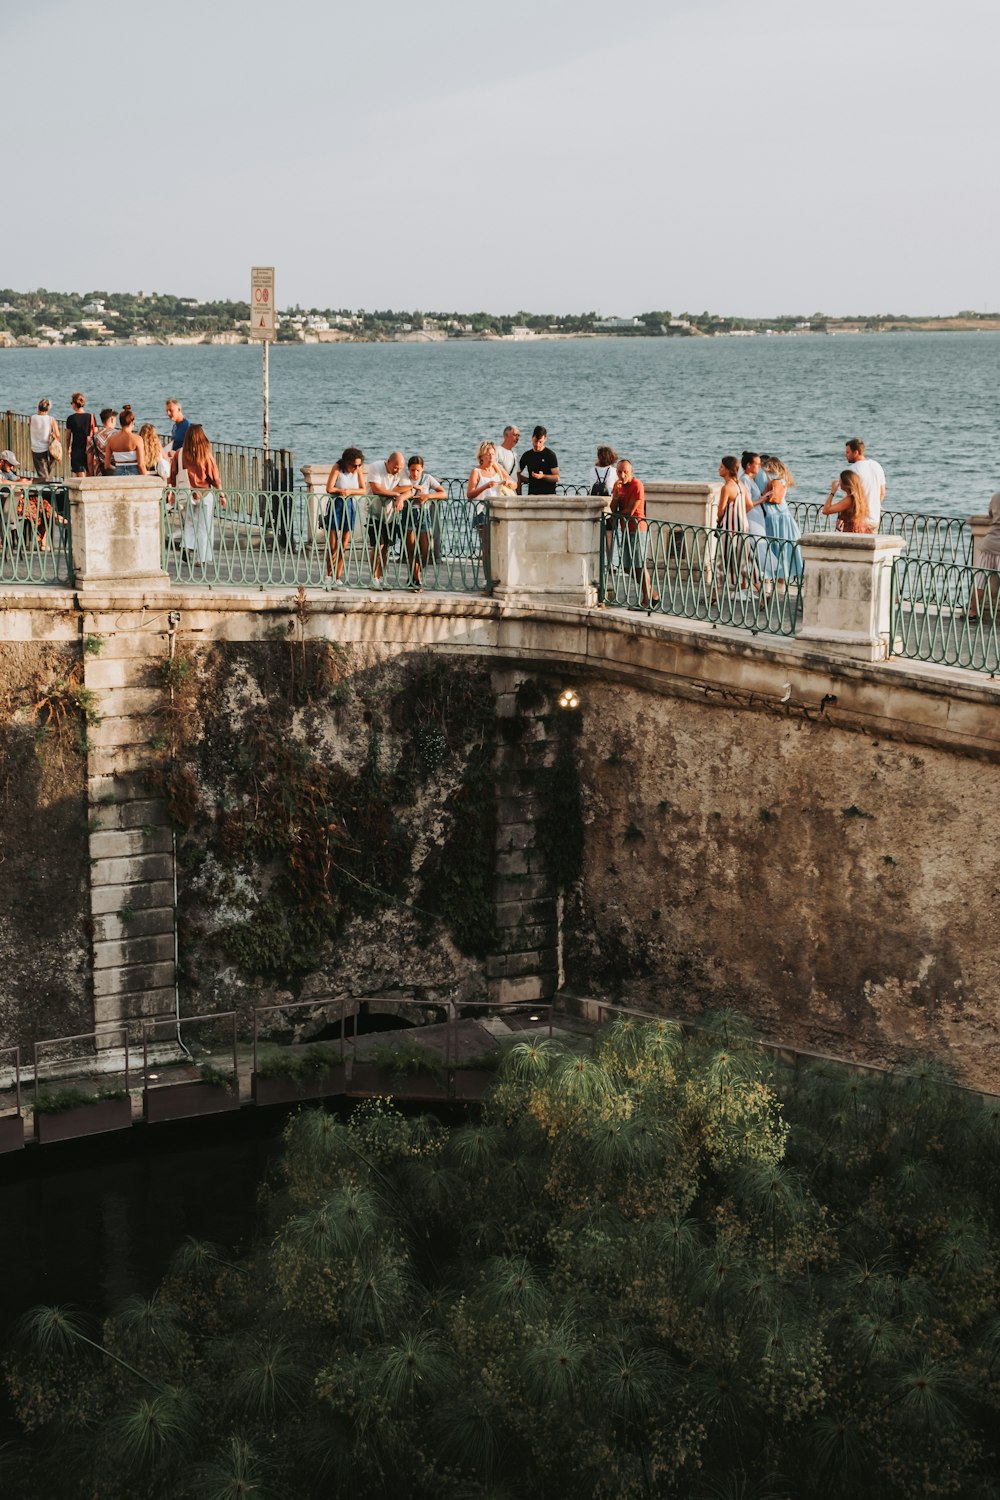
[796, 531, 905, 662]
[68, 476, 170, 591]
[643, 481, 720, 529]
[489, 671, 560, 1006]
[64, 478, 176, 1044]
[490, 494, 605, 608]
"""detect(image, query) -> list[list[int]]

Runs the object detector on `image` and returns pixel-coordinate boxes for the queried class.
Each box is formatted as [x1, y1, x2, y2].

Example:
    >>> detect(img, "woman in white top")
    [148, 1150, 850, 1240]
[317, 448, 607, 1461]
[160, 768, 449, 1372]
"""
[30, 399, 59, 481]
[587, 445, 619, 499]
[324, 446, 365, 584]
[467, 440, 509, 560]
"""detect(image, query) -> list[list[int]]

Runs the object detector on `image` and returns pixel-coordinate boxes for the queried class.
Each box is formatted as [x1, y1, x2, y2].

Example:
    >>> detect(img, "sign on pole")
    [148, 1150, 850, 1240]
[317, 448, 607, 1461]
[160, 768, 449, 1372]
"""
[249, 266, 276, 342]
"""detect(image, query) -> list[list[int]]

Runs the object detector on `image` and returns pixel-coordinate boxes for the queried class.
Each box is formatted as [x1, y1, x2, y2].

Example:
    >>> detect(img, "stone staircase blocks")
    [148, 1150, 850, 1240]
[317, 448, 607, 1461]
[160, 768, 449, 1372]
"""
[92, 906, 175, 943]
[90, 879, 174, 916]
[90, 853, 174, 887]
[93, 933, 176, 971]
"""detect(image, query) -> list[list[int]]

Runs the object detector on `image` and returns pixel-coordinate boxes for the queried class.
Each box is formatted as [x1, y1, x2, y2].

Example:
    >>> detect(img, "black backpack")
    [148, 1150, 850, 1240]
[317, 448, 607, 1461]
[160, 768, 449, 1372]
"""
[590, 464, 613, 497]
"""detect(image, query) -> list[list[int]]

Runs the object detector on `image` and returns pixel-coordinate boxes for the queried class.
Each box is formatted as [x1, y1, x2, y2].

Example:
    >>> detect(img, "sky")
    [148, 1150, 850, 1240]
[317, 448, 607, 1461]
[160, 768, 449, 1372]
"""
[5, 0, 998, 317]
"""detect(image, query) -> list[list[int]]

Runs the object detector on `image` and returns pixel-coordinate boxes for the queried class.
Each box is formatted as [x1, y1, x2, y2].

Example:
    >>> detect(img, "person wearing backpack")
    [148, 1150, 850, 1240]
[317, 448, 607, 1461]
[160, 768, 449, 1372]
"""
[588, 445, 618, 497]
[589, 445, 619, 567]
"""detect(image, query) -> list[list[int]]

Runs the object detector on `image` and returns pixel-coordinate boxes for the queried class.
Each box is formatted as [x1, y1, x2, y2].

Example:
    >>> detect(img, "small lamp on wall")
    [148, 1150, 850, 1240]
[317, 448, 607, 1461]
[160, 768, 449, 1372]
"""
[557, 688, 580, 710]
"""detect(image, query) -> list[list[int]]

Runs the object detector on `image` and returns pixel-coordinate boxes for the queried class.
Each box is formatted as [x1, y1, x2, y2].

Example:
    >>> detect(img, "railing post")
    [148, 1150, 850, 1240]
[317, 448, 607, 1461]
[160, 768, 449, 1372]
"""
[796, 531, 905, 661]
[489, 494, 605, 607]
[68, 476, 170, 591]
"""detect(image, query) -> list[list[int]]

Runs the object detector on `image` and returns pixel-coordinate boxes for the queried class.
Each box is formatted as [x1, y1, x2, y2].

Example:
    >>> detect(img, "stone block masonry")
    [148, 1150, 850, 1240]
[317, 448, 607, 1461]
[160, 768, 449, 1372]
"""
[489, 672, 563, 1006]
[82, 607, 178, 1044]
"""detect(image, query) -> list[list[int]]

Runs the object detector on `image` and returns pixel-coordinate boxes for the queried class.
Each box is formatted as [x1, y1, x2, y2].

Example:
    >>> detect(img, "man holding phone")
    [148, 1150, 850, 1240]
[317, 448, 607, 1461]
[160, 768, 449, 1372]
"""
[518, 425, 560, 496]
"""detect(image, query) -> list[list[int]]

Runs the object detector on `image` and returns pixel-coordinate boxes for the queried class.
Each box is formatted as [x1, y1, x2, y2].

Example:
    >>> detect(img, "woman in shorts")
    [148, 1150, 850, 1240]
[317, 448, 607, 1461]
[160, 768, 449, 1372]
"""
[324, 447, 365, 585]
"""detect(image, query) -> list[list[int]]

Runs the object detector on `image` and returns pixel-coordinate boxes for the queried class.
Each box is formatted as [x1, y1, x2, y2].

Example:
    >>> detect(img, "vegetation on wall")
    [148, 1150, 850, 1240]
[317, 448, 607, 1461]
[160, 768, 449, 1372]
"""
[7, 1014, 1000, 1499]
[167, 648, 501, 979]
[408, 662, 498, 957]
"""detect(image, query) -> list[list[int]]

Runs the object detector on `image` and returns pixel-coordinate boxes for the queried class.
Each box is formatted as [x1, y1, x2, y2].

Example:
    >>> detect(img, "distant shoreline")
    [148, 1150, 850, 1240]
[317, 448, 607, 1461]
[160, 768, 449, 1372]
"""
[5, 324, 1000, 352]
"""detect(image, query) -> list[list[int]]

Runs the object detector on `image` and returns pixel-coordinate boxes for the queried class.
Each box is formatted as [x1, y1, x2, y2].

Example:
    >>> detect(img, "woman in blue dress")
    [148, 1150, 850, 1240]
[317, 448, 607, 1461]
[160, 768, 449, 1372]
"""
[759, 455, 804, 586]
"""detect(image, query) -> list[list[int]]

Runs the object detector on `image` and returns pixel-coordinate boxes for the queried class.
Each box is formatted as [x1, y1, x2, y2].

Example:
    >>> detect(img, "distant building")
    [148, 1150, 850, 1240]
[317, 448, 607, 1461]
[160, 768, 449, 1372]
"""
[594, 316, 641, 329]
[83, 301, 105, 314]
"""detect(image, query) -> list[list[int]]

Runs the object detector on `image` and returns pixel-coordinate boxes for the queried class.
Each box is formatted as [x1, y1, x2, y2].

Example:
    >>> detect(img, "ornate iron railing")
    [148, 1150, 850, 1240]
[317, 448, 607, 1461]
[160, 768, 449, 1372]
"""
[161, 488, 491, 594]
[890, 557, 999, 674]
[0, 483, 73, 584]
[789, 500, 972, 566]
[599, 518, 802, 637]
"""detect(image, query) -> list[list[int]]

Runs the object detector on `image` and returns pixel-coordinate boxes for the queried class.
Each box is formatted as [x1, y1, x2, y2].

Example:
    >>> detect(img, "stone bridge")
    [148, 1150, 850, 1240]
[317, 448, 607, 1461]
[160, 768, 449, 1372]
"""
[1, 477, 998, 1091]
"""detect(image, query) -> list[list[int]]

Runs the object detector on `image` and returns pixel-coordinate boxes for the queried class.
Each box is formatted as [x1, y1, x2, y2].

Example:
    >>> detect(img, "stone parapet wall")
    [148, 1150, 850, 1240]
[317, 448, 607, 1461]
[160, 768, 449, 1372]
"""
[1, 477, 999, 1084]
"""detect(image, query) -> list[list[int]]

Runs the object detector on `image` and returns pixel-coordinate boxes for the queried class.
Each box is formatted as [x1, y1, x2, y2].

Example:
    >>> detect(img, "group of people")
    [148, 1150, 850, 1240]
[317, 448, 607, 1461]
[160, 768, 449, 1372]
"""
[3, 395, 225, 564]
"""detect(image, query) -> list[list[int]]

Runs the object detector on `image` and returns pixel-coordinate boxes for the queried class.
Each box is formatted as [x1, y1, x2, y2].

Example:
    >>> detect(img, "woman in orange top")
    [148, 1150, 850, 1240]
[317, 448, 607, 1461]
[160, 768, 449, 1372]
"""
[169, 424, 226, 565]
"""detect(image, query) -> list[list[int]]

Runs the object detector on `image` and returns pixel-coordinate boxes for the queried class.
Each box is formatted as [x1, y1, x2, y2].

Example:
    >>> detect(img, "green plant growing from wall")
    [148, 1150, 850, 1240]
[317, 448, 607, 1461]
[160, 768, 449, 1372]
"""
[32, 662, 102, 759]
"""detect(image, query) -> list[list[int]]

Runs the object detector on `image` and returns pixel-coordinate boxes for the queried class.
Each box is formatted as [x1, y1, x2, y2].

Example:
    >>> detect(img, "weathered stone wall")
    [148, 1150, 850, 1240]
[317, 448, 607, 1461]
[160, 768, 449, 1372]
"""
[0, 640, 91, 1047]
[564, 678, 1000, 1090]
[164, 641, 495, 1023]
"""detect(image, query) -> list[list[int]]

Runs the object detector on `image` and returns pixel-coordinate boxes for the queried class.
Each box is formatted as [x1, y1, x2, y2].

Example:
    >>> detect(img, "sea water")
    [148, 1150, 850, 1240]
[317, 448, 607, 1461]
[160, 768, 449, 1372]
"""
[2, 333, 997, 516]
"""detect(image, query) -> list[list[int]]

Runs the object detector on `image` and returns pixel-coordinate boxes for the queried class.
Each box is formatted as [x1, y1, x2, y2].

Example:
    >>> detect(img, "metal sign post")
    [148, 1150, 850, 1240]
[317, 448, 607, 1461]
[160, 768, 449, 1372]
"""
[249, 266, 276, 481]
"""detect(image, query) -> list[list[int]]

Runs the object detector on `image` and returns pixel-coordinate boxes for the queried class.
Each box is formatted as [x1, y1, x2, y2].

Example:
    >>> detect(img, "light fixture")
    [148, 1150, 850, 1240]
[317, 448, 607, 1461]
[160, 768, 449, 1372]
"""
[557, 688, 580, 710]
[528, 1014, 540, 1023]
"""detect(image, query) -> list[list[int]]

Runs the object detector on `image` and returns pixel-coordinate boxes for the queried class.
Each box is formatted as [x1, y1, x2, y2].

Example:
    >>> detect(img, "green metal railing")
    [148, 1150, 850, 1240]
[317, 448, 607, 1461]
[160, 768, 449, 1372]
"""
[890, 557, 1000, 674]
[599, 518, 803, 636]
[161, 488, 491, 593]
[0, 484, 73, 584]
[789, 500, 972, 566]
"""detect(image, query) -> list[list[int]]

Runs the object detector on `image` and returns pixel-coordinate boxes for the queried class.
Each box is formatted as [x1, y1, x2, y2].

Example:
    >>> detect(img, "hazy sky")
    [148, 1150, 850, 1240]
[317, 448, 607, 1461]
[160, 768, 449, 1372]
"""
[6, 0, 997, 316]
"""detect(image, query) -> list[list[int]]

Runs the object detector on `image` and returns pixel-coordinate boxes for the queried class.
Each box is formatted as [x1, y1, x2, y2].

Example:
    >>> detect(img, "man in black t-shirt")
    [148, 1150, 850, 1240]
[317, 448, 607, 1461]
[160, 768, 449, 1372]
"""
[518, 425, 560, 496]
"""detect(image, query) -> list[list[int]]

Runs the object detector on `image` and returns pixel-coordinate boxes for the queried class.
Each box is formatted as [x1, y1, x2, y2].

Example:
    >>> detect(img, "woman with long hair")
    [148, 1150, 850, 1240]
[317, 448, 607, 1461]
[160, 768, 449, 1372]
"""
[822, 470, 875, 533]
[169, 423, 226, 565]
[467, 440, 510, 554]
[324, 446, 365, 585]
[104, 405, 147, 475]
[716, 454, 752, 593]
[758, 454, 804, 583]
[140, 423, 171, 479]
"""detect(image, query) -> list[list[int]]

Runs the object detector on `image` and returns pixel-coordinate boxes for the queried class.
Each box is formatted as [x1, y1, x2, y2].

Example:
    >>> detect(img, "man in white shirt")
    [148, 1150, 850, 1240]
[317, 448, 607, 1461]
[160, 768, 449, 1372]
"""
[366, 450, 412, 585]
[496, 424, 520, 481]
[842, 438, 886, 528]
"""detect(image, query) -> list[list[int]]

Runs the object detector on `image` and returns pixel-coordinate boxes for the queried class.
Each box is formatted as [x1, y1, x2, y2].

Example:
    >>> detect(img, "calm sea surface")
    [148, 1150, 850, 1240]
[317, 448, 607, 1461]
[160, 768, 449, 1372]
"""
[2, 334, 997, 516]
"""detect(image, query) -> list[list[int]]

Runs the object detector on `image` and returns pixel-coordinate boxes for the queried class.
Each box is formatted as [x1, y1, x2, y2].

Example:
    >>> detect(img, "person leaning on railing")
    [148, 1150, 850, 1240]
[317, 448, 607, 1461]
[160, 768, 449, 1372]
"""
[403, 455, 445, 591]
[323, 447, 365, 586]
[467, 441, 511, 558]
